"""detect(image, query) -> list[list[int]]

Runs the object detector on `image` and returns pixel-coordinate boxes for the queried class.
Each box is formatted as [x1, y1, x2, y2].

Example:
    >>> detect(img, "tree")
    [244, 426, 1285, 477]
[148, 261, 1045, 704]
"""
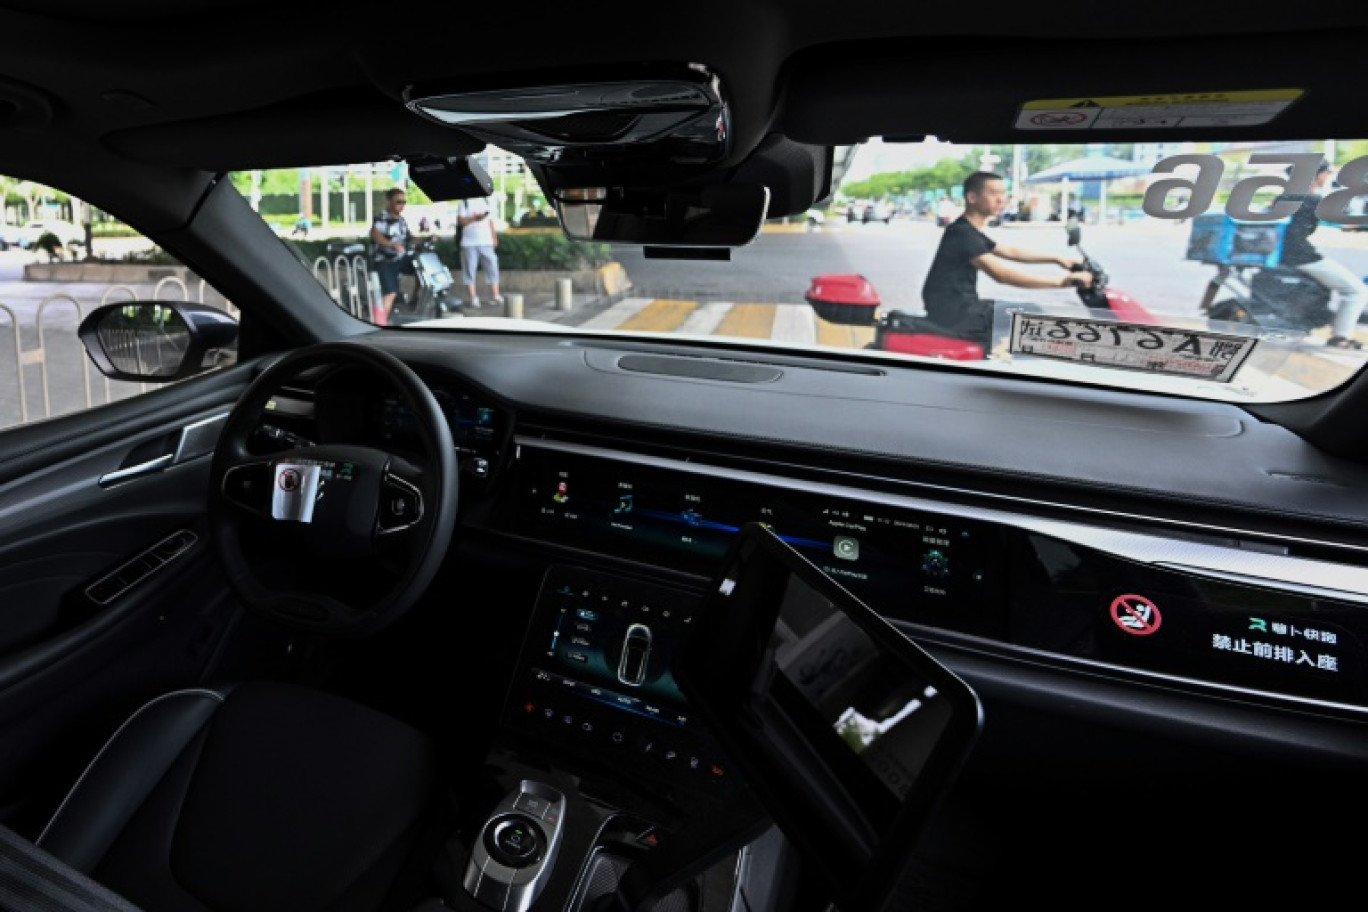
[17, 181, 43, 222]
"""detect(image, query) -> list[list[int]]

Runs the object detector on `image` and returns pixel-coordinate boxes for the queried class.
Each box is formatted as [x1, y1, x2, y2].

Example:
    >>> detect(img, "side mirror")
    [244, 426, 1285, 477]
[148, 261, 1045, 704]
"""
[1066, 218, 1081, 247]
[78, 301, 238, 383]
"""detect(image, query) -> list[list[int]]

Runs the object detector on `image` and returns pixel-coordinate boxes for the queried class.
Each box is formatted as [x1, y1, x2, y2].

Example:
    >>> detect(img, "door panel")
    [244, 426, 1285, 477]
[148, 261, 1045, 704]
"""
[0, 363, 256, 836]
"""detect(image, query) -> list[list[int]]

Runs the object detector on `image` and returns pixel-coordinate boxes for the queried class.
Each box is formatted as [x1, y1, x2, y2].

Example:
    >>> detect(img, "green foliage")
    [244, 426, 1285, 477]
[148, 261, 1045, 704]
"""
[842, 157, 975, 199]
[117, 246, 179, 265]
[496, 232, 613, 270]
[227, 169, 308, 197]
[1335, 141, 1368, 167]
[844, 145, 1145, 201]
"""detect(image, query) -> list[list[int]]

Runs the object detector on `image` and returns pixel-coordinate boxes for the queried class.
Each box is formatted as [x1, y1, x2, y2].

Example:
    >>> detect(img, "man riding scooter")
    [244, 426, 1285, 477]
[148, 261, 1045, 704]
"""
[921, 171, 1093, 350]
[1276, 159, 1367, 349]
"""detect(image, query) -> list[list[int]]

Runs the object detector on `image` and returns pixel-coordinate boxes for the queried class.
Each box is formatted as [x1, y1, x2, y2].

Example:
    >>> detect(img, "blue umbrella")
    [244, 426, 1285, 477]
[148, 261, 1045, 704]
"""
[1025, 155, 1152, 182]
[1025, 155, 1152, 222]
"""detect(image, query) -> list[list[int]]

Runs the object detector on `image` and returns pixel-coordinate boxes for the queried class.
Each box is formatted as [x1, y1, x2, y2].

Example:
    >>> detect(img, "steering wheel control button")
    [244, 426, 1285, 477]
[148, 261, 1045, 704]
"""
[377, 474, 424, 533]
[221, 462, 272, 513]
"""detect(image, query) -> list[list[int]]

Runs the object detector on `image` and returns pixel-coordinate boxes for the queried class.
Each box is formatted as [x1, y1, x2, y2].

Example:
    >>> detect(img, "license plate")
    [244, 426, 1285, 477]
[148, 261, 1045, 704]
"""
[1009, 313, 1257, 382]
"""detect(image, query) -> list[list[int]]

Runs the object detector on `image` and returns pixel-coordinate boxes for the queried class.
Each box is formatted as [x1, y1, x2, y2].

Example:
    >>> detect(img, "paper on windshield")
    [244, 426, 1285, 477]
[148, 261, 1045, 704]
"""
[1008, 313, 1258, 382]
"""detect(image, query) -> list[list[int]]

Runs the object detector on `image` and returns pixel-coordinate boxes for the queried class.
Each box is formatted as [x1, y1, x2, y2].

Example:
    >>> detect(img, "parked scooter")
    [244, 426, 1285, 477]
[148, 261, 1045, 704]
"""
[389, 237, 463, 325]
[805, 223, 1157, 360]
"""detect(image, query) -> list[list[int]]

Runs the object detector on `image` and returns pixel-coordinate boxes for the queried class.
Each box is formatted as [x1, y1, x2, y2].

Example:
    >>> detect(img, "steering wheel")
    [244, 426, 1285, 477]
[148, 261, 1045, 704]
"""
[209, 342, 458, 637]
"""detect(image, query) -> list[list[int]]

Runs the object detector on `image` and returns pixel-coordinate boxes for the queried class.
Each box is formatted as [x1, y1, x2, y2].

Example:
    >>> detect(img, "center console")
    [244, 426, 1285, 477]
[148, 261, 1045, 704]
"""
[437, 565, 778, 912]
[498, 566, 738, 800]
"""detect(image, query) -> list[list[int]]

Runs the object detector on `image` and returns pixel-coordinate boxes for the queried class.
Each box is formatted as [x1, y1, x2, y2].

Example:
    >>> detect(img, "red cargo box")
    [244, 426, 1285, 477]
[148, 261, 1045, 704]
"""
[805, 273, 880, 326]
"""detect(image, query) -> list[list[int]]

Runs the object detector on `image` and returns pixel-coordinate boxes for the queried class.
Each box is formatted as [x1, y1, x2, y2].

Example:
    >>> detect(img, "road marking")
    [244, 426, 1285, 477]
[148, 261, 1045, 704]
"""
[678, 301, 733, 336]
[814, 313, 873, 349]
[714, 303, 776, 339]
[772, 302, 817, 346]
[617, 299, 698, 333]
[579, 297, 656, 329]
[581, 298, 870, 351]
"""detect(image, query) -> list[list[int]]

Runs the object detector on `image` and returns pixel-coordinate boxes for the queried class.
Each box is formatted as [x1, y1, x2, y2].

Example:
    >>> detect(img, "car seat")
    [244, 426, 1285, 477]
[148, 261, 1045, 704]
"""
[31, 682, 443, 912]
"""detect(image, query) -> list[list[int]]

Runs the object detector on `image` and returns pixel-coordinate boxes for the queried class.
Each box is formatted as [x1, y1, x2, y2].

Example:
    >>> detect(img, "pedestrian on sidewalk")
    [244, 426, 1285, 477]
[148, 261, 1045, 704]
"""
[369, 187, 412, 324]
[456, 196, 503, 308]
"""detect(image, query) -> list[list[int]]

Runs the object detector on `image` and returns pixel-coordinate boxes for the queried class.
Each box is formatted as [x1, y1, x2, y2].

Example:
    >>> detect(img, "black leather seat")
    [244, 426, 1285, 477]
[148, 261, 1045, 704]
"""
[35, 682, 442, 912]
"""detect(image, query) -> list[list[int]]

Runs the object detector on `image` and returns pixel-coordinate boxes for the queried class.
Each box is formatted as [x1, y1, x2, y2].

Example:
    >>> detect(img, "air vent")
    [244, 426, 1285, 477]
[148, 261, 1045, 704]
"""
[617, 354, 782, 383]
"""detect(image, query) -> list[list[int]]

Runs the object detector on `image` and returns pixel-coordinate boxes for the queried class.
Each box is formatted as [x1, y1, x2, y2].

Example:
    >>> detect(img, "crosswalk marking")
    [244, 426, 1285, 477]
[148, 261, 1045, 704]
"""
[579, 297, 656, 329]
[577, 297, 857, 349]
[677, 301, 734, 336]
[714, 304, 777, 339]
[617, 298, 698, 332]
[815, 318, 876, 349]
[772, 302, 817, 345]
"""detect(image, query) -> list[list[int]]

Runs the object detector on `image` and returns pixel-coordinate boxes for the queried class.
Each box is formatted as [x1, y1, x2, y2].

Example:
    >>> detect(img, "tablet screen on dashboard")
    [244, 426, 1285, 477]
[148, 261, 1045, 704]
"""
[675, 522, 983, 911]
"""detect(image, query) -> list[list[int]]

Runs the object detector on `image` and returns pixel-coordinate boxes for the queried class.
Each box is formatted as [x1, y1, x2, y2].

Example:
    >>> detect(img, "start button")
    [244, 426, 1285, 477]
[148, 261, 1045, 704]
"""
[486, 815, 544, 868]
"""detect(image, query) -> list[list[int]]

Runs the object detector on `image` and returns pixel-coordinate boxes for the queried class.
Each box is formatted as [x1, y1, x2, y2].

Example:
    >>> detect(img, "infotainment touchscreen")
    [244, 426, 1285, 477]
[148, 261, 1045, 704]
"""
[675, 522, 983, 911]
[514, 442, 1008, 638]
[499, 564, 738, 797]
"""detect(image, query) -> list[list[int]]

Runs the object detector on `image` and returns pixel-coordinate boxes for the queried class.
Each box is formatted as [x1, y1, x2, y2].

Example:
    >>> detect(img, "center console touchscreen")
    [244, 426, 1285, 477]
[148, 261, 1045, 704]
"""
[675, 522, 983, 912]
[499, 565, 737, 798]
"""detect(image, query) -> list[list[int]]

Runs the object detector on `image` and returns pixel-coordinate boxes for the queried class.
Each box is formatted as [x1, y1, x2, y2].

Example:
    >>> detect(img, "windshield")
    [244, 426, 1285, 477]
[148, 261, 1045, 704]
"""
[241, 137, 1368, 404]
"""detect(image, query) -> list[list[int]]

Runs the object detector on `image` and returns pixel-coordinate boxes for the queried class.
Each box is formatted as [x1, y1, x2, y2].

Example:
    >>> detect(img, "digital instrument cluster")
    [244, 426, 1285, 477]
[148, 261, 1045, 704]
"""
[373, 386, 505, 478]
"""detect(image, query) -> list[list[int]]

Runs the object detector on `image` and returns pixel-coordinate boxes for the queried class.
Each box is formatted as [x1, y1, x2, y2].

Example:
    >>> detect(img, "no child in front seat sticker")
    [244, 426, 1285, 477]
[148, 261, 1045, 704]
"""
[1015, 89, 1303, 130]
[1111, 594, 1163, 636]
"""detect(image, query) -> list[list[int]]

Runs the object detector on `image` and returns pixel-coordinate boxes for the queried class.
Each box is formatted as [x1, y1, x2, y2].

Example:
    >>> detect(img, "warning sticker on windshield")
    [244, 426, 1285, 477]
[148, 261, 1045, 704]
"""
[1009, 313, 1257, 382]
[1015, 89, 1302, 130]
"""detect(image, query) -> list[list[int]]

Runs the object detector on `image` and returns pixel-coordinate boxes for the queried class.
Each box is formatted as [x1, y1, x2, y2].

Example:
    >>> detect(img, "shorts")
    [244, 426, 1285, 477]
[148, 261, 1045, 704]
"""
[460, 246, 499, 287]
[373, 258, 413, 295]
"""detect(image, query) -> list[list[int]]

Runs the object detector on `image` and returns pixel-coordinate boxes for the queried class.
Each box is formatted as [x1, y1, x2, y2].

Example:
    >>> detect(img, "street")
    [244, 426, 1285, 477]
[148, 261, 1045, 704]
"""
[611, 218, 1368, 318]
[4, 219, 1368, 429]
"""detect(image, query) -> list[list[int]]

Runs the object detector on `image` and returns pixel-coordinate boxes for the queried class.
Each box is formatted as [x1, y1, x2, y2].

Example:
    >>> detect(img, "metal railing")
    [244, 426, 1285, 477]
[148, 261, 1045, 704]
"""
[0, 288, 237, 429]
[313, 253, 374, 320]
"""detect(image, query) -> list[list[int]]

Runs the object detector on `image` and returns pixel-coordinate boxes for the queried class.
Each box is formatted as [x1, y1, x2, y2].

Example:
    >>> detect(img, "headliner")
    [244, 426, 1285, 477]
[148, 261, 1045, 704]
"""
[0, 3, 1365, 219]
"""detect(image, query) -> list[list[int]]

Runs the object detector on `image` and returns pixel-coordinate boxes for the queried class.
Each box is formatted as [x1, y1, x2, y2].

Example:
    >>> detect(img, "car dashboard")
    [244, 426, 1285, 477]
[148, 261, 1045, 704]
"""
[249, 328, 1368, 906]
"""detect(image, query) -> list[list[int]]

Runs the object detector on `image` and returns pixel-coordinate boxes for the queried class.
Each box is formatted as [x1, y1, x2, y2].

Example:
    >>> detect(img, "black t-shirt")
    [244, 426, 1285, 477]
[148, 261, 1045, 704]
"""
[922, 217, 996, 324]
[1277, 193, 1323, 267]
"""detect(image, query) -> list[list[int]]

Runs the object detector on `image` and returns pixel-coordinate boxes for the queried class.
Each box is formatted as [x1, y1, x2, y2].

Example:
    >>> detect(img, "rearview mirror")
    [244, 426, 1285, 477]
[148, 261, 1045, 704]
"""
[1066, 218, 1081, 247]
[78, 301, 238, 383]
[555, 184, 769, 248]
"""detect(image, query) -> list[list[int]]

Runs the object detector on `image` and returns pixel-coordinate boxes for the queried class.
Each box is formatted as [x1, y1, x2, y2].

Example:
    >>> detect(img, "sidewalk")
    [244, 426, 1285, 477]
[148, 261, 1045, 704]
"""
[432, 288, 614, 327]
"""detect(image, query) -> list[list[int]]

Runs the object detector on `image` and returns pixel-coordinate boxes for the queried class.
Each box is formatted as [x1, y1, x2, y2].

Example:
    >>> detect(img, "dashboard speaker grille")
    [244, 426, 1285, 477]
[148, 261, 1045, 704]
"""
[617, 353, 782, 383]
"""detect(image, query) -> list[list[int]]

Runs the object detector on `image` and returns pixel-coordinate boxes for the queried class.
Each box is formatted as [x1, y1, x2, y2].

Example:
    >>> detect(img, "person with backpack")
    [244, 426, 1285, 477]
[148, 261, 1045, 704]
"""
[1277, 159, 1367, 349]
